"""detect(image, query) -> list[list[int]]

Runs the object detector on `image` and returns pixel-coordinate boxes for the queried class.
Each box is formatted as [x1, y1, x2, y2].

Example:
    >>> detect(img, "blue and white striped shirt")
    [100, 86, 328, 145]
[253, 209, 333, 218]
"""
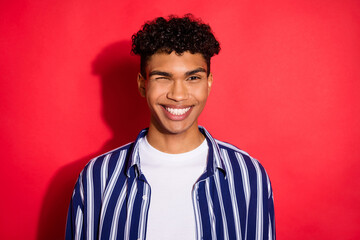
[66, 126, 275, 240]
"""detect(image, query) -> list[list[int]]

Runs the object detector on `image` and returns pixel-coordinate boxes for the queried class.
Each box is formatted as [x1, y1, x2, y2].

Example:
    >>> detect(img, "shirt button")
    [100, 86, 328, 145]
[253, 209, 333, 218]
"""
[142, 195, 147, 200]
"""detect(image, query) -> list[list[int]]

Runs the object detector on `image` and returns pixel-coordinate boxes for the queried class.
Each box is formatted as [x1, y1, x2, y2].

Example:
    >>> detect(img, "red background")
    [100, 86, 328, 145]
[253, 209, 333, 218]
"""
[1, 0, 360, 239]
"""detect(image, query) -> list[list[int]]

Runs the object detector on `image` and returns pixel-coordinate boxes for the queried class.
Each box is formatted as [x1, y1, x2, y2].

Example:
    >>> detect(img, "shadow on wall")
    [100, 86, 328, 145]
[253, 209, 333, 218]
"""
[37, 40, 149, 239]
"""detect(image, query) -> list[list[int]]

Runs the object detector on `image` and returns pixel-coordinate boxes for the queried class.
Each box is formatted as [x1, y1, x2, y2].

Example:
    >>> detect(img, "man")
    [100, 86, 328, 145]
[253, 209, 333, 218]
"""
[66, 15, 275, 240]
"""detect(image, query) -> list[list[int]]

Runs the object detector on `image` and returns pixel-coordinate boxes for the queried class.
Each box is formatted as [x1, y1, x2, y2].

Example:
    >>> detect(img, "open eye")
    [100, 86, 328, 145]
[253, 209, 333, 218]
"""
[187, 76, 201, 81]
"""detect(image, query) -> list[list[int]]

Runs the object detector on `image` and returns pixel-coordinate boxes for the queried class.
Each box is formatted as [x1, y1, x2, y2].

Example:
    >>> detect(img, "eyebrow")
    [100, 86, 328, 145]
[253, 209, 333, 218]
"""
[149, 67, 207, 78]
[185, 67, 207, 76]
[149, 71, 172, 77]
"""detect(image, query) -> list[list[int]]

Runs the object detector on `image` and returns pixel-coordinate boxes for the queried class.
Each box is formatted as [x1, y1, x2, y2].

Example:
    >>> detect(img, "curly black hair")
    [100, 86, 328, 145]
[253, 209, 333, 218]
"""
[131, 14, 220, 77]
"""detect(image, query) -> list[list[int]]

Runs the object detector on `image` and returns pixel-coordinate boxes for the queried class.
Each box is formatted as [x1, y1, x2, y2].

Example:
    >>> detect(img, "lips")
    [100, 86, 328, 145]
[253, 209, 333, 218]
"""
[161, 105, 193, 120]
[165, 106, 191, 115]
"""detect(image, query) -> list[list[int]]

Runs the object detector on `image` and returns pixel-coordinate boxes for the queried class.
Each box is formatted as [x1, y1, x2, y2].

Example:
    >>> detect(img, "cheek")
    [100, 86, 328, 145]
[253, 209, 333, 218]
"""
[191, 85, 209, 102]
[146, 85, 166, 104]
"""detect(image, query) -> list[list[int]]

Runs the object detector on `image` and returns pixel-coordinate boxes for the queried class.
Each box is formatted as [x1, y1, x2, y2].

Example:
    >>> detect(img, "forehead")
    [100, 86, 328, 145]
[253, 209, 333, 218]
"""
[145, 51, 207, 74]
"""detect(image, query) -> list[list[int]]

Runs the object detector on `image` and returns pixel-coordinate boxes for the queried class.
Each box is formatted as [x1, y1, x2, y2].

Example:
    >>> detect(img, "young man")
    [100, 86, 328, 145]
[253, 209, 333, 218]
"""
[66, 15, 275, 240]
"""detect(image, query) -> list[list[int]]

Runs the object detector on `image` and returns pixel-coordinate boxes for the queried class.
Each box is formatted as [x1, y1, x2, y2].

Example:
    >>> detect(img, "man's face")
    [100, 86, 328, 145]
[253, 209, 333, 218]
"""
[138, 51, 213, 136]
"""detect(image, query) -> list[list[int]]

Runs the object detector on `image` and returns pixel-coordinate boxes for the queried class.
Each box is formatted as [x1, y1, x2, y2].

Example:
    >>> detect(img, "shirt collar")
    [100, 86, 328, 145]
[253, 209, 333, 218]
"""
[199, 126, 227, 176]
[126, 126, 226, 178]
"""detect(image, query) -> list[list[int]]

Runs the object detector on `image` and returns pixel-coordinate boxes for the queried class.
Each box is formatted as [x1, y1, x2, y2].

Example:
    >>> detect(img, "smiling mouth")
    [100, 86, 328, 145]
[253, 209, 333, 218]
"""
[164, 106, 192, 116]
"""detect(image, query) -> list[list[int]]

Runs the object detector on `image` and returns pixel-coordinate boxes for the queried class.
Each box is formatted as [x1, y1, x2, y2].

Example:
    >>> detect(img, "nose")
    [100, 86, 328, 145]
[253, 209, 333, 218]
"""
[166, 80, 188, 101]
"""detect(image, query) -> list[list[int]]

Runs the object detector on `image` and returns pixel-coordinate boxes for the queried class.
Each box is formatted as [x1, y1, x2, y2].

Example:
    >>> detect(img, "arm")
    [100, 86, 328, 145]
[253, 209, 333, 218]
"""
[65, 174, 84, 240]
[267, 174, 276, 240]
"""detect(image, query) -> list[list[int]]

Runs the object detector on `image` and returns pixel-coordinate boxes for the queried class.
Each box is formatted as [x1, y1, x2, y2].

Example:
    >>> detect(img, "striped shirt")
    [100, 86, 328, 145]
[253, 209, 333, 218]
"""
[66, 126, 275, 240]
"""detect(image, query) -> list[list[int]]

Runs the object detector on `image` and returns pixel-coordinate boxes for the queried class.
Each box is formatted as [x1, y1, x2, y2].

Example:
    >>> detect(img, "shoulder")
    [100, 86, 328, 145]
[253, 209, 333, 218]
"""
[201, 125, 269, 177]
[216, 139, 259, 167]
[80, 142, 134, 178]
[215, 139, 252, 157]
[216, 139, 267, 173]
[215, 139, 272, 193]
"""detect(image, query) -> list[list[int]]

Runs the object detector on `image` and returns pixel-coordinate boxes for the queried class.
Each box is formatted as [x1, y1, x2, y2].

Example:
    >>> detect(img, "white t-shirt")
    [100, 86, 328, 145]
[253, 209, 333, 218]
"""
[139, 137, 208, 240]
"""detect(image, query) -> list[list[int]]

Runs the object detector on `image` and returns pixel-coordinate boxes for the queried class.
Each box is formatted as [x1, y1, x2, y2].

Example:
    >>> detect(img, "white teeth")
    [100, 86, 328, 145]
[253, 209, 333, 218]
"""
[165, 107, 191, 115]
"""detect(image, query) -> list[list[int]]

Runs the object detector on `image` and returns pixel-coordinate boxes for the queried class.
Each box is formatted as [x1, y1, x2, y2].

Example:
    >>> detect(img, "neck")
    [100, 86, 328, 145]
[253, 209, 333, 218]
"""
[146, 123, 205, 154]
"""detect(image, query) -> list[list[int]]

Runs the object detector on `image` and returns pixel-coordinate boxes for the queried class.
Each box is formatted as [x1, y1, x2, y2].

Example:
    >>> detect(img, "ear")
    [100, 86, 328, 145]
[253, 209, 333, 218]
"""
[137, 73, 146, 97]
[207, 73, 213, 95]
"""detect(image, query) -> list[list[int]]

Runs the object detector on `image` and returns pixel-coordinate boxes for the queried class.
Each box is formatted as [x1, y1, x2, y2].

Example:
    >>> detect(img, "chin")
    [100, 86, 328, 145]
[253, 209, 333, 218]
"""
[159, 121, 196, 135]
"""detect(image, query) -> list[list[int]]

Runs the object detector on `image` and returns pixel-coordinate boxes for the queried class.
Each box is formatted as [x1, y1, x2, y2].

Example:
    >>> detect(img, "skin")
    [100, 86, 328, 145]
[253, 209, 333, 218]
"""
[137, 51, 213, 154]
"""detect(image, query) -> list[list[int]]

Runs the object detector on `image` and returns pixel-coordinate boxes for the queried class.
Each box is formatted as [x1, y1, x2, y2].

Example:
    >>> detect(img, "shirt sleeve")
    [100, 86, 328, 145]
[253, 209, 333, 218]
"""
[65, 173, 85, 240]
[267, 176, 276, 240]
